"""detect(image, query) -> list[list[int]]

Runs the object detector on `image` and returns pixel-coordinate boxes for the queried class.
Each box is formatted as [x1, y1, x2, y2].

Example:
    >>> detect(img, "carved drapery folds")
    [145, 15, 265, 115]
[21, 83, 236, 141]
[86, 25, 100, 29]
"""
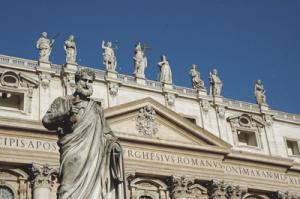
[136, 105, 158, 137]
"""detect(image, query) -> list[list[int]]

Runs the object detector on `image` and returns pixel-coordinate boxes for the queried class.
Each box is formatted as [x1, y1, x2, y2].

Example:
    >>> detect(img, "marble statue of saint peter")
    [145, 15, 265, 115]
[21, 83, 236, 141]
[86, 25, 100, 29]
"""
[43, 68, 126, 199]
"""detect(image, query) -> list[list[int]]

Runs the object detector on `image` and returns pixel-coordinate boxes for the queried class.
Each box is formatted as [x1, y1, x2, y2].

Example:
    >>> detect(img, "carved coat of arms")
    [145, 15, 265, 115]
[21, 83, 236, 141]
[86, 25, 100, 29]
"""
[136, 105, 158, 137]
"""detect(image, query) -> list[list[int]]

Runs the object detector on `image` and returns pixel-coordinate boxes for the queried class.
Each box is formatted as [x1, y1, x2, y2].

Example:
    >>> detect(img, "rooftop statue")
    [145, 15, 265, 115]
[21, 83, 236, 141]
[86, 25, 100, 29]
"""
[36, 32, 55, 63]
[64, 35, 77, 64]
[209, 68, 222, 96]
[189, 64, 205, 90]
[157, 55, 172, 84]
[133, 42, 147, 78]
[255, 79, 267, 106]
[102, 40, 117, 72]
[42, 68, 126, 199]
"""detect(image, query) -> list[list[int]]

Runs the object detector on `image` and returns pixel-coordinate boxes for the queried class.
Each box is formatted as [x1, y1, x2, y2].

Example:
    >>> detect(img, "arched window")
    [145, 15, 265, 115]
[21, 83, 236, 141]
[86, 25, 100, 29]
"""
[0, 186, 14, 199]
[139, 196, 152, 199]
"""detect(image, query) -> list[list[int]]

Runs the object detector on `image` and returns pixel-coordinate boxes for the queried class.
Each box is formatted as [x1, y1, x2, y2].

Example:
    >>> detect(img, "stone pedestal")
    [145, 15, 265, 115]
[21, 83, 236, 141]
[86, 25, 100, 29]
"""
[163, 83, 173, 90]
[64, 62, 78, 71]
[260, 103, 269, 111]
[197, 88, 207, 97]
[32, 163, 58, 199]
[38, 61, 51, 69]
[136, 76, 146, 85]
[213, 95, 223, 103]
[106, 70, 118, 79]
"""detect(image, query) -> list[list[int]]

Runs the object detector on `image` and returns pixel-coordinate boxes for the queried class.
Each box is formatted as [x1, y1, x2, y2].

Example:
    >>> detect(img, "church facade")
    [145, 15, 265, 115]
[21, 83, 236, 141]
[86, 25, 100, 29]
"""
[0, 50, 300, 199]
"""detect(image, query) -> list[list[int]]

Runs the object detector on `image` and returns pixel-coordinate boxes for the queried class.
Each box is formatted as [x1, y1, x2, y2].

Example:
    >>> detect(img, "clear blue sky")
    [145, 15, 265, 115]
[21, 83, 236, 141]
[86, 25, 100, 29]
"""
[1, 0, 300, 114]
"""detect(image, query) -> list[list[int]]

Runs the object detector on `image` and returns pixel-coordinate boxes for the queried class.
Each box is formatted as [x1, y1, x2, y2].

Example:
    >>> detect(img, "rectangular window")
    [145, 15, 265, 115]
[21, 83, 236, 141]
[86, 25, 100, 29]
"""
[237, 130, 258, 147]
[286, 140, 300, 156]
[0, 90, 24, 110]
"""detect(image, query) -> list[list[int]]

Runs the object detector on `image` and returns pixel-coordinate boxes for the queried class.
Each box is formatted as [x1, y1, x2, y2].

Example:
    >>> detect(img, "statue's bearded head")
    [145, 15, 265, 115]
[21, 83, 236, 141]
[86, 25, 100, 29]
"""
[75, 69, 96, 98]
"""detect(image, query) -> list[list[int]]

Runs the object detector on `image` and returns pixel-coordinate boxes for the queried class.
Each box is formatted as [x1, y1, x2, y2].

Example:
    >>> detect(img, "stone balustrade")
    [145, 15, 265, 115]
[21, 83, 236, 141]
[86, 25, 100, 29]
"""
[1, 54, 300, 124]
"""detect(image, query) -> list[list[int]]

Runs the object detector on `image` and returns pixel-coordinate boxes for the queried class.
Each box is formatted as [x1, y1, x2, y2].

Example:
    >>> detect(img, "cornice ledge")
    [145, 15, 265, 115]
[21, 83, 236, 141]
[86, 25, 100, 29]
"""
[226, 151, 294, 168]
[116, 133, 230, 155]
[0, 116, 49, 133]
[289, 163, 300, 172]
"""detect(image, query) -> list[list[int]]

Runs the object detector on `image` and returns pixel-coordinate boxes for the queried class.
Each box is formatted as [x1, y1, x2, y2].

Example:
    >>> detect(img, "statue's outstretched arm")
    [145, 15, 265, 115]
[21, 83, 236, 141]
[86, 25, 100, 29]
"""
[42, 97, 70, 131]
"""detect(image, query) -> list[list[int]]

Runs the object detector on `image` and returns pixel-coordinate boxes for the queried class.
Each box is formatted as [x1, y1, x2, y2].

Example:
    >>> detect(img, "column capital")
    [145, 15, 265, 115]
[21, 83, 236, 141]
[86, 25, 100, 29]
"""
[31, 163, 58, 189]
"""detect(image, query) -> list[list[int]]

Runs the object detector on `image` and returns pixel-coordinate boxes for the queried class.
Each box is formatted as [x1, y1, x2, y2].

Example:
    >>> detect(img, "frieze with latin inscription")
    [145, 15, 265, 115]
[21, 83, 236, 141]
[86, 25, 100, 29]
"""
[0, 135, 58, 152]
[124, 148, 300, 187]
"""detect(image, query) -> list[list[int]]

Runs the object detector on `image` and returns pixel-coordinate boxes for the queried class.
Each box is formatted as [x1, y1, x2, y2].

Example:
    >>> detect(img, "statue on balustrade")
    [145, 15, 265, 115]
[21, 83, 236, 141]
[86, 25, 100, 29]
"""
[209, 69, 222, 96]
[189, 64, 205, 90]
[42, 68, 126, 199]
[102, 40, 117, 72]
[64, 35, 77, 64]
[157, 55, 172, 84]
[254, 79, 267, 106]
[133, 42, 147, 78]
[36, 32, 55, 63]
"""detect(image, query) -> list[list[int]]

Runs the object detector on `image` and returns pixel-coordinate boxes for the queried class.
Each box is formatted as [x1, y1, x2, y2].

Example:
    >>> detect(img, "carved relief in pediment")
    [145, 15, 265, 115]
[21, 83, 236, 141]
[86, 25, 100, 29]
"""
[227, 114, 264, 132]
[0, 70, 39, 113]
[135, 105, 158, 137]
[0, 70, 39, 88]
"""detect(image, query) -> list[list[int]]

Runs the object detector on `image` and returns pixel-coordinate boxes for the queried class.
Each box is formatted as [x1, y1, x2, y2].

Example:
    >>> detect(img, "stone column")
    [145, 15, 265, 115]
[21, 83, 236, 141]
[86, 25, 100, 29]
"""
[31, 163, 58, 199]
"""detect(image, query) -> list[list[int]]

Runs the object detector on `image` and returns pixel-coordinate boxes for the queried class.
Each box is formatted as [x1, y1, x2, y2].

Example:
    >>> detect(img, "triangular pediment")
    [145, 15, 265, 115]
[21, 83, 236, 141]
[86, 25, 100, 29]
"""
[104, 98, 231, 154]
[0, 70, 39, 88]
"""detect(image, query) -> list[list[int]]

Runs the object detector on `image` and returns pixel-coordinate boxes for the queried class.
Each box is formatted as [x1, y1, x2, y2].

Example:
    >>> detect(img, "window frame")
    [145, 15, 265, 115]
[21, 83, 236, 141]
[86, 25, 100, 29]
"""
[0, 87, 28, 114]
[236, 128, 261, 149]
[284, 137, 300, 157]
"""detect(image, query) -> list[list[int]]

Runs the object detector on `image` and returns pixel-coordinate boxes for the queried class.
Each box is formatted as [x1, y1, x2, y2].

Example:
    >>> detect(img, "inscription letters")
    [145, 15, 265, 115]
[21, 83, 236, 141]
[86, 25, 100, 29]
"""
[0, 135, 58, 152]
[125, 148, 300, 187]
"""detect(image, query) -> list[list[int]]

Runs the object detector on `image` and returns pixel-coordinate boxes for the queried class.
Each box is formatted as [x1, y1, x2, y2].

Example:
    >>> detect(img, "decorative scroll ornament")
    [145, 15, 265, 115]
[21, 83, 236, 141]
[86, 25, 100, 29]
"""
[39, 73, 51, 89]
[109, 82, 119, 96]
[263, 114, 274, 127]
[201, 100, 210, 112]
[136, 105, 158, 137]
[165, 93, 175, 106]
[216, 105, 226, 119]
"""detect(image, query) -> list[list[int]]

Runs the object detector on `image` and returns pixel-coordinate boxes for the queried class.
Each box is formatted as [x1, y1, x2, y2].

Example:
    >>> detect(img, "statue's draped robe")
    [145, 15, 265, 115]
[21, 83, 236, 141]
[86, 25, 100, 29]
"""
[43, 96, 125, 199]
[158, 61, 172, 84]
